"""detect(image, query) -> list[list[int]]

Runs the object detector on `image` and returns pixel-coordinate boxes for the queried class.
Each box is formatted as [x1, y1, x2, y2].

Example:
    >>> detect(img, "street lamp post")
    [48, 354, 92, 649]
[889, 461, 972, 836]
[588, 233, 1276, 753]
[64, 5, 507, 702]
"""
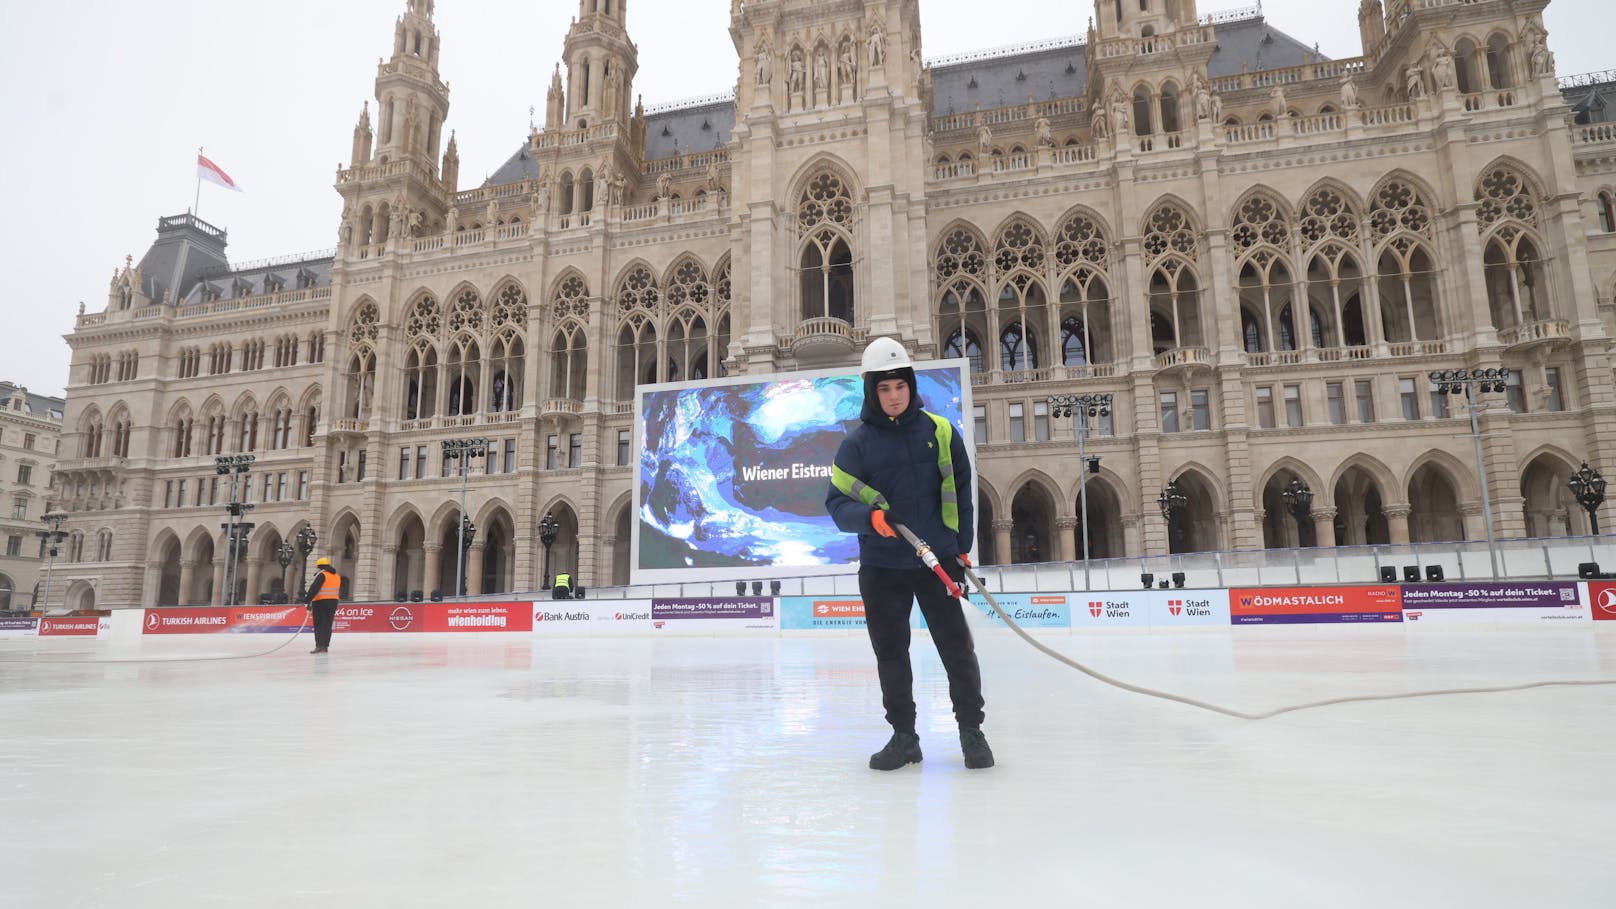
[1157, 482, 1188, 554]
[276, 541, 295, 604]
[458, 516, 477, 596]
[1429, 368, 1510, 578]
[1048, 392, 1111, 591]
[441, 438, 491, 600]
[36, 510, 68, 612]
[215, 455, 256, 606]
[295, 527, 318, 600]
[1568, 462, 1607, 536]
[1280, 478, 1314, 547]
[537, 512, 559, 590]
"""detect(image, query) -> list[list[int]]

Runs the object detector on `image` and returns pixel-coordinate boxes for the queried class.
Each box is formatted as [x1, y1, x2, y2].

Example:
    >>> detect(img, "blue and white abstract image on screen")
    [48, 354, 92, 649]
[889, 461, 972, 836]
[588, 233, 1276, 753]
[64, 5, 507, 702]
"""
[634, 361, 970, 584]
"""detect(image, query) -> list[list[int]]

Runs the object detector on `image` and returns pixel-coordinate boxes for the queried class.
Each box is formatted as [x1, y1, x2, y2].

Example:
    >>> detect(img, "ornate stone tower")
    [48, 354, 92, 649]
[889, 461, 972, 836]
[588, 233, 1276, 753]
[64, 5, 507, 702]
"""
[728, 0, 934, 369]
[1086, 0, 1214, 142]
[336, 0, 453, 253]
[561, 0, 639, 130]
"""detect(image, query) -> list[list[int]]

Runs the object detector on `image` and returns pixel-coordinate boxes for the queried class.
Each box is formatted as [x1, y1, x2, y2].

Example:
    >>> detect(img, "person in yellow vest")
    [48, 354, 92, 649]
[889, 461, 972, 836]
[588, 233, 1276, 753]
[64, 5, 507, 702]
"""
[304, 557, 342, 654]
[551, 573, 573, 600]
[826, 337, 991, 771]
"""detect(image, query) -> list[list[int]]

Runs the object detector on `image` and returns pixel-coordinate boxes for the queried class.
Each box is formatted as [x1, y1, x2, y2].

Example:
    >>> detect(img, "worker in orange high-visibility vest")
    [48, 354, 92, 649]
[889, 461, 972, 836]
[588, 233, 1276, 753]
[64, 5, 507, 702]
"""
[304, 557, 342, 655]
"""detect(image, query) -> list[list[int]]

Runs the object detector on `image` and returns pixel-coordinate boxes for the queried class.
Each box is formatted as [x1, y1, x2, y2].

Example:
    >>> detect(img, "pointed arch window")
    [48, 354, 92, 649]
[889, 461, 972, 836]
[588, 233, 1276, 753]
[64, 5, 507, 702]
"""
[797, 172, 855, 325]
[999, 322, 1038, 371]
[944, 327, 984, 373]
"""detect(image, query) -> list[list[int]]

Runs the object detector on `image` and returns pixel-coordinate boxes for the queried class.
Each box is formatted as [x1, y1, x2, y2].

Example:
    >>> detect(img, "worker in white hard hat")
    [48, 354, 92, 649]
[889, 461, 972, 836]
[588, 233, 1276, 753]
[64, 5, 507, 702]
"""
[826, 337, 992, 771]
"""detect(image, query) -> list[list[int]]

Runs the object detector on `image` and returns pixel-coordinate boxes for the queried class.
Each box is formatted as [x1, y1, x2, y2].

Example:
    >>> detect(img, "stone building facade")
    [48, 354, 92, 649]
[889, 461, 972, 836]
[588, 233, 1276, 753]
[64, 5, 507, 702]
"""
[56, 0, 1616, 606]
[0, 383, 65, 610]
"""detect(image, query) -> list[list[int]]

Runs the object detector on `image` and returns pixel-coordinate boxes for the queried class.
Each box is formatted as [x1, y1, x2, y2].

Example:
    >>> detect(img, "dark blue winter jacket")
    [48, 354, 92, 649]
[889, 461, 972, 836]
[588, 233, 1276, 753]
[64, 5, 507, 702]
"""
[825, 380, 974, 569]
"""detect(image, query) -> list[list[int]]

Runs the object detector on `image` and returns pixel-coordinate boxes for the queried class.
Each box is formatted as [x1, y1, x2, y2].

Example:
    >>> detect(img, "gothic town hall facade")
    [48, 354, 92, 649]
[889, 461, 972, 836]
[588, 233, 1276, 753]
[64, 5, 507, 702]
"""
[51, 0, 1616, 608]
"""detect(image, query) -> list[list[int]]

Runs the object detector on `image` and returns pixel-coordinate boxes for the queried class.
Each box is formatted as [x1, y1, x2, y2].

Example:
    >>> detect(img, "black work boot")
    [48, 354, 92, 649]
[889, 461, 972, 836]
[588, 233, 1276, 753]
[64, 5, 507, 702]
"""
[868, 731, 923, 771]
[960, 726, 994, 769]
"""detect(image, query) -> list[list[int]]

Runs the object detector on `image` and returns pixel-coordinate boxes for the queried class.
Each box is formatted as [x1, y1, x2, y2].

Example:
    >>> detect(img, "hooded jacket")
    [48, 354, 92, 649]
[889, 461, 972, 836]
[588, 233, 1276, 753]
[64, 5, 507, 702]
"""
[825, 371, 974, 569]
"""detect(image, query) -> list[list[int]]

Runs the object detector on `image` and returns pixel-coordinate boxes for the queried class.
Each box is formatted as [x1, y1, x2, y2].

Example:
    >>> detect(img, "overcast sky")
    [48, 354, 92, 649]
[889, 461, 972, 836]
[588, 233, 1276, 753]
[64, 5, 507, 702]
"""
[0, 0, 1603, 397]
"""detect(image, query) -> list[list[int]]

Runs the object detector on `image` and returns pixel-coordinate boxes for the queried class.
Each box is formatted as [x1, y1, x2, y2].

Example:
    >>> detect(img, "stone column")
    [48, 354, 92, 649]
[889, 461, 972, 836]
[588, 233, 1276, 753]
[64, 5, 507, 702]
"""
[466, 543, 486, 596]
[1057, 516, 1079, 562]
[211, 540, 228, 606]
[244, 558, 264, 606]
[1384, 504, 1413, 545]
[178, 560, 196, 607]
[992, 519, 1014, 567]
[1311, 507, 1338, 548]
[1459, 503, 1485, 544]
[423, 543, 442, 598]
[381, 545, 399, 598]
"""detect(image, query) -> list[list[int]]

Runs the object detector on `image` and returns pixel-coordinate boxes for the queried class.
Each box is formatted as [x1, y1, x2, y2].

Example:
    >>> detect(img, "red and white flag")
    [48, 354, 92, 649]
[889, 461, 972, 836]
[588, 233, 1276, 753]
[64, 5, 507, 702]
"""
[196, 153, 242, 192]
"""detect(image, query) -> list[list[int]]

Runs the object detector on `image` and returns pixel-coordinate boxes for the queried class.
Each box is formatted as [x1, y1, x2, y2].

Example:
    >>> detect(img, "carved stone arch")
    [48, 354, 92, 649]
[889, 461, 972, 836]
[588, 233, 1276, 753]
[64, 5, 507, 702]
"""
[403, 289, 443, 339]
[1003, 467, 1064, 508]
[1517, 443, 1581, 475]
[613, 258, 663, 316]
[1052, 203, 1114, 266]
[347, 296, 381, 335]
[1168, 461, 1227, 505]
[662, 254, 712, 313]
[296, 384, 324, 412]
[184, 524, 218, 560]
[229, 391, 261, 422]
[1140, 195, 1202, 258]
[262, 386, 294, 411]
[933, 219, 991, 284]
[249, 522, 286, 563]
[1326, 452, 1400, 506]
[165, 398, 194, 424]
[426, 499, 470, 540]
[196, 394, 227, 418]
[1402, 449, 1480, 502]
[1067, 465, 1136, 516]
[1367, 168, 1442, 211]
[473, 497, 518, 530]
[384, 503, 429, 543]
[1254, 456, 1326, 510]
[788, 152, 862, 206]
[152, 527, 182, 556]
[77, 404, 103, 431]
[972, 477, 1005, 521]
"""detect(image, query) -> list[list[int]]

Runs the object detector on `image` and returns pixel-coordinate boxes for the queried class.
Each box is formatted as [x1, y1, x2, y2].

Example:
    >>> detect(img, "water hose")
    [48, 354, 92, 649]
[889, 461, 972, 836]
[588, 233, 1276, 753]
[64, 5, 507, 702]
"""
[893, 521, 1616, 720]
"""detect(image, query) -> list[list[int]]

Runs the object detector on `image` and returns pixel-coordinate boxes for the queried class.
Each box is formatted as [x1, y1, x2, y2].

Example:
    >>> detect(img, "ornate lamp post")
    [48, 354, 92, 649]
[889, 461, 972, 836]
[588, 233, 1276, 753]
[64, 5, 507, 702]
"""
[1157, 482, 1188, 554]
[1429, 368, 1510, 578]
[441, 438, 490, 600]
[1280, 478, 1314, 547]
[537, 512, 559, 589]
[35, 510, 68, 612]
[276, 541, 295, 604]
[1568, 462, 1606, 536]
[458, 516, 477, 596]
[295, 526, 318, 600]
[1048, 392, 1111, 590]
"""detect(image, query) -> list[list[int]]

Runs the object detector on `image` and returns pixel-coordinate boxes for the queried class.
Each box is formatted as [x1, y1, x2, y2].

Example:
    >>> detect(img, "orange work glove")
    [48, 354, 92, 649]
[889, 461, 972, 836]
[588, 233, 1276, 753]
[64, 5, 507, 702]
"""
[956, 553, 972, 569]
[870, 507, 901, 539]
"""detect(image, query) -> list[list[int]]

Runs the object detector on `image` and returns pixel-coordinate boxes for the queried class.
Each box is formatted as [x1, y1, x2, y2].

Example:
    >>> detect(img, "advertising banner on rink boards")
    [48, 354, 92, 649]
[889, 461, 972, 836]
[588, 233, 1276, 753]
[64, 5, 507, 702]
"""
[1398, 581, 1590, 625]
[143, 606, 308, 634]
[780, 597, 869, 631]
[965, 593, 1072, 630]
[1072, 592, 1151, 629]
[532, 600, 653, 635]
[418, 602, 534, 633]
[1582, 582, 1616, 622]
[1228, 586, 1403, 625]
[0, 616, 39, 637]
[652, 597, 778, 633]
[39, 616, 108, 637]
[1147, 589, 1229, 627]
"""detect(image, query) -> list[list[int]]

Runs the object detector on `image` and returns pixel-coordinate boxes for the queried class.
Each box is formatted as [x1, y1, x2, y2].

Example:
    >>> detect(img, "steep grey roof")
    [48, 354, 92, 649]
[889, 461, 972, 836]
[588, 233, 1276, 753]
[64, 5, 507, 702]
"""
[929, 15, 1326, 116]
[134, 214, 230, 307]
[489, 139, 543, 185]
[0, 383, 66, 422]
[182, 257, 334, 305]
[1562, 80, 1614, 123]
[644, 100, 733, 160]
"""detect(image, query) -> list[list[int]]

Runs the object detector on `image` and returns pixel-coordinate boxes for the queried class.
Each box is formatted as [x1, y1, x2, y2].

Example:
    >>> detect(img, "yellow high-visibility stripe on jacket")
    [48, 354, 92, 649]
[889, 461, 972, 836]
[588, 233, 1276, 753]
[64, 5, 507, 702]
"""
[830, 411, 959, 531]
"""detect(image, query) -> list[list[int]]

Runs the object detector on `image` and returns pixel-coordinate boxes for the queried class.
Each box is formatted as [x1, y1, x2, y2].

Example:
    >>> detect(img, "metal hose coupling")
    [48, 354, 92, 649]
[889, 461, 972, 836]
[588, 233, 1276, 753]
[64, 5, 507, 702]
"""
[893, 522, 963, 599]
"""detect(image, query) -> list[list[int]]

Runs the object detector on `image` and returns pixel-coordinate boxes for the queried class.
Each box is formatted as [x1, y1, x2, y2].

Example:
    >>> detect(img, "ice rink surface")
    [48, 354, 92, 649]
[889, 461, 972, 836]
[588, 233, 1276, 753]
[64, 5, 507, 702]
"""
[2, 626, 1613, 908]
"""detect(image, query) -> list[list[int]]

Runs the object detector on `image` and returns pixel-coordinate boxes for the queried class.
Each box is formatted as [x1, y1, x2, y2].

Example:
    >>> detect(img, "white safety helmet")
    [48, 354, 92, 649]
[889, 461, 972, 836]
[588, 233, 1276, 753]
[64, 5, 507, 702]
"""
[861, 337, 912, 375]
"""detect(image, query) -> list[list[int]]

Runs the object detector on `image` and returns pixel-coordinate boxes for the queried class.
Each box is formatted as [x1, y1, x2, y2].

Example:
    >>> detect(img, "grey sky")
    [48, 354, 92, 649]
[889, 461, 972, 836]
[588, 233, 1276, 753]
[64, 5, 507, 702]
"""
[0, 0, 1604, 397]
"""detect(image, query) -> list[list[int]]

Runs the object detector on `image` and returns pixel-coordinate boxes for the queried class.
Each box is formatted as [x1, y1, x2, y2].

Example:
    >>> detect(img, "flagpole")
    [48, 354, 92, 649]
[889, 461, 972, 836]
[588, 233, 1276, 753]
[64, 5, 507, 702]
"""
[194, 147, 203, 218]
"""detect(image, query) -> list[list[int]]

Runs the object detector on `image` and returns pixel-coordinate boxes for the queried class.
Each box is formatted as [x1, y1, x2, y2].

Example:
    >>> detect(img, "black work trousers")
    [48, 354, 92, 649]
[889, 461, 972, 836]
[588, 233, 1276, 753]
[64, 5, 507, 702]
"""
[310, 602, 338, 649]
[859, 564, 985, 731]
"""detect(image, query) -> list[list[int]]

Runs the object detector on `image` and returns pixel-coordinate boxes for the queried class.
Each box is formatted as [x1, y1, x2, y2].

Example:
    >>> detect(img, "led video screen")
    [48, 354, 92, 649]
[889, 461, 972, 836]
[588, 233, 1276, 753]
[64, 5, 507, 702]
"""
[633, 359, 974, 585]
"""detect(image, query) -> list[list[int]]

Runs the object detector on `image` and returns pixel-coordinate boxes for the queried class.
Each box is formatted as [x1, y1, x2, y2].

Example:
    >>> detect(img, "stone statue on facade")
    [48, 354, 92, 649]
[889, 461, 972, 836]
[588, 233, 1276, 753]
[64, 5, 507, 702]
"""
[1090, 100, 1110, 138]
[486, 198, 499, 227]
[705, 161, 721, 193]
[1431, 48, 1455, 91]
[1035, 117, 1053, 147]
[610, 170, 626, 205]
[1405, 65, 1424, 100]
[867, 23, 886, 67]
[597, 168, 612, 206]
[755, 42, 772, 86]
[977, 123, 993, 154]
[1192, 73, 1212, 120]
[532, 180, 550, 213]
[1529, 31, 1555, 77]
[1340, 74, 1360, 109]
[1269, 85, 1288, 119]
[657, 172, 672, 199]
[1109, 90, 1130, 136]
[445, 206, 459, 234]
[839, 40, 857, 87]
[788, 49, 806, 95]
[814, 48, 830, 94]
